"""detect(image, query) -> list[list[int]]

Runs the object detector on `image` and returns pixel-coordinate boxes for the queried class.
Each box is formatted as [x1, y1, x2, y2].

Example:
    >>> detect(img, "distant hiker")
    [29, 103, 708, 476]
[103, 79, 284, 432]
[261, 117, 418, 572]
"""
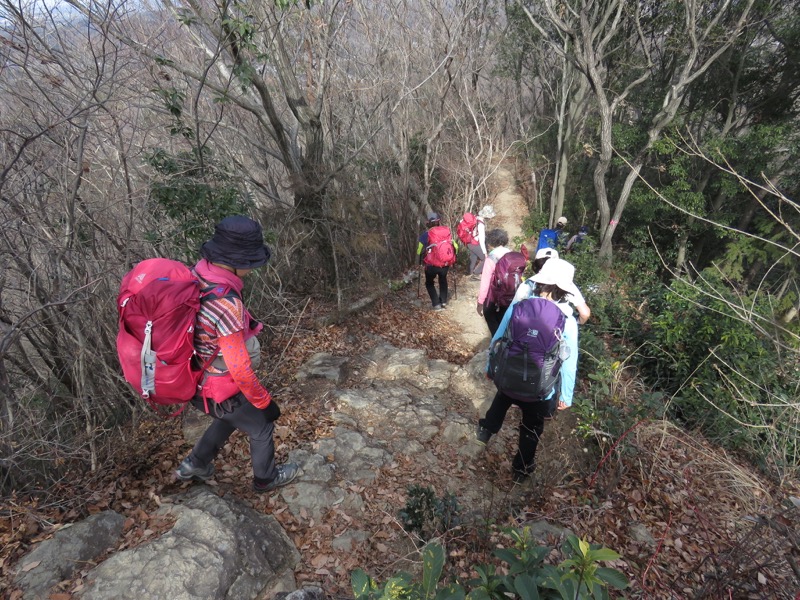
[418, 211, 458, 311]
[175, 216, 299, 493]
[566, 226, 589, 252]
[536, 216, 569, 251]
[515, 247, 591, 324]
[477, 228, 525, 336]
[458, 206, 493, 278]
[477, 257, 580, 484]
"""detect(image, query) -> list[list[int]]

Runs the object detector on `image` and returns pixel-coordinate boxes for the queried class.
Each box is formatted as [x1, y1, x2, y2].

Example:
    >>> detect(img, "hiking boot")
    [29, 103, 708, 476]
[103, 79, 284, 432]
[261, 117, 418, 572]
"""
[432, 304, 444, 311]
[175, 457, 214, 482]
[512, 470, 530, 484]
[470, 275, 480, 281]
[253, 463, 299, 493]
[441, 302, 447, 309]
[476, 425, 492, 445]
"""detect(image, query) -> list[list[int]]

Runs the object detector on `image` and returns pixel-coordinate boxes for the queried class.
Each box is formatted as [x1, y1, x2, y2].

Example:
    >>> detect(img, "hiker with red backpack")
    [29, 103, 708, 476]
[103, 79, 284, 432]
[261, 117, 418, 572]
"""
[476, 228, 526, 336]
[418, 212, 458, 311]
[172, 216, 299, 492]
[457, 205, 494, 278]
[477, 257, 580, 484]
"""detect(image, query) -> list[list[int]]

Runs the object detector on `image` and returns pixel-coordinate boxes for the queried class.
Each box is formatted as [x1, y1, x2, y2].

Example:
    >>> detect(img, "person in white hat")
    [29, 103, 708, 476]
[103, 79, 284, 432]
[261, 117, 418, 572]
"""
[534, 215, 568, 252]
[513, 247, 591, 324]
[478, 205, 496, 220]
[555, 216, 570, 248]
[476, 257, 580, 483]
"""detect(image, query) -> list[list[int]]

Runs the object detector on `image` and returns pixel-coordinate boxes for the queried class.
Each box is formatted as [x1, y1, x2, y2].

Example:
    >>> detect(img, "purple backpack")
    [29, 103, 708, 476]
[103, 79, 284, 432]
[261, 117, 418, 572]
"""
[488, 251, 527, 308]
[488, 297, 566, 401]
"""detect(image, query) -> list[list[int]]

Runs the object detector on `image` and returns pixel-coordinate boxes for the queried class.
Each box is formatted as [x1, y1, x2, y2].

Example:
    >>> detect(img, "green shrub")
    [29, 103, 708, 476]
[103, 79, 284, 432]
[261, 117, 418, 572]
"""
[650, 269, 799, 479]
[399, 485, 461, 543]
[352, 528, 628, 600]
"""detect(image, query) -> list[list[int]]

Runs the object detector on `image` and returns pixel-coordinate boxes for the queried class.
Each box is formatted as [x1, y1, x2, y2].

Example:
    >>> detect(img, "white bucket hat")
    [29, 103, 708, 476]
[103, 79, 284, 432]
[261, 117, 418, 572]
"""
[478, 205, 496, 219]
[531, 257, 580, 299]
[534, 248, 559, 260]
[556, 216, 568, 226]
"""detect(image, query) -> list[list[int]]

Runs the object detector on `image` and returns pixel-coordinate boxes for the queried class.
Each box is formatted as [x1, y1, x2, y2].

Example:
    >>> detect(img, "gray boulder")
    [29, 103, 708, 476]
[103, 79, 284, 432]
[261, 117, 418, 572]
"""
[79, 488, 300, 600]
[14, 510, 125, 600]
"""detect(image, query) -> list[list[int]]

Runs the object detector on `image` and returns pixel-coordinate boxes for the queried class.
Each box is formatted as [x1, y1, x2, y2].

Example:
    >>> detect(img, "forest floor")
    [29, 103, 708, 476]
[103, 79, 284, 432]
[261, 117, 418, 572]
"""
[2, 164, 799, 599]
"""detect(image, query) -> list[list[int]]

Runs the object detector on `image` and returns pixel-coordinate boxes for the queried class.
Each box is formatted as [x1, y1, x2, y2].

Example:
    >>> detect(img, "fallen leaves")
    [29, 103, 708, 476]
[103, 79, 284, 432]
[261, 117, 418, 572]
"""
[1, 284, 797, 600]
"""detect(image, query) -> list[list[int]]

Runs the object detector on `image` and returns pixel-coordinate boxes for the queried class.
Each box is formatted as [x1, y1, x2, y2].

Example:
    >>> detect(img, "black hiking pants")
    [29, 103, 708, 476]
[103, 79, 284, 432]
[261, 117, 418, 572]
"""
[424, 265, 449, 307]
[189, 392, 278, 484]
[483, 302, 509, 337]
[479, 390, 555, 477]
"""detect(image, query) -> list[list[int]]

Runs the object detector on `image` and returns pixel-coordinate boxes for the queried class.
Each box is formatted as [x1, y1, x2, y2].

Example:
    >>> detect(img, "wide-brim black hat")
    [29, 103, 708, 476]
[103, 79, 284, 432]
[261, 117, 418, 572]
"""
[200, 215, 271, 269]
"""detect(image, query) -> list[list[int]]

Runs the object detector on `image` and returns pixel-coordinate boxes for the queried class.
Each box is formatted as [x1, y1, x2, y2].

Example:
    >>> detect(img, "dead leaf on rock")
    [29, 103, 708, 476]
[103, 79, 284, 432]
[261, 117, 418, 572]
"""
[21, 560, 41, 572]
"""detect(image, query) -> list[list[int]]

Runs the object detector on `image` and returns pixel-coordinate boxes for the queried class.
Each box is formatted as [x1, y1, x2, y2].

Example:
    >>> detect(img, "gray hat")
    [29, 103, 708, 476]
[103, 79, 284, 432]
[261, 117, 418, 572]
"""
[478, 205, 496, 219]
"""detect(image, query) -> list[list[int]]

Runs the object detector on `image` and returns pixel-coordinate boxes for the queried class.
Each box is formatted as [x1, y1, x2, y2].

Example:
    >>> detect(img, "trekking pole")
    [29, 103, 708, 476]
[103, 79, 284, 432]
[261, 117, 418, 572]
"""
[453, 266, 458, 300]
[417, 265, 422, 299]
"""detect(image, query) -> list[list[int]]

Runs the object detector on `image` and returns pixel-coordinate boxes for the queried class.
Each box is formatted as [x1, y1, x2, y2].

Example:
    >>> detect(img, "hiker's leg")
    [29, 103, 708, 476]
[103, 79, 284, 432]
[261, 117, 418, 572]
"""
[512, 400, 549, 475]
[439, 266, 449, 304]
[470, 244, 485, 275]
[424, 266, 439, 306]
[480, 390, 514, 434]
[189, 400, 238, 467]
[222, 397, 279, 483]
[484, 303, 503, 336]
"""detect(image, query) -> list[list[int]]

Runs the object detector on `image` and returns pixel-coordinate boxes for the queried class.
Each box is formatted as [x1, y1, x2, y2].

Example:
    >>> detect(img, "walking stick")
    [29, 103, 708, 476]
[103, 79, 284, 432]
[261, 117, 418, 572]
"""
[452, 265, 458, 301]
[417, 264, 422, 299]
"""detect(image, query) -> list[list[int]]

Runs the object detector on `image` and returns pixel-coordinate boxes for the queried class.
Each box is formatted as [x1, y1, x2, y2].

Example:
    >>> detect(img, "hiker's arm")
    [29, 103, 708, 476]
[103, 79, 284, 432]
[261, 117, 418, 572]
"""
[558, 317, 579, 407]
[575, 301, 591, 325]
[491, 303, 514, 344]
[477, 257, 494, 305]
[484, 303, 514, 374]
[477, 222, 487, 256]
[513, 279, 534, 303]
[217, 331, 272, 409]
[568, 287, 590, 325]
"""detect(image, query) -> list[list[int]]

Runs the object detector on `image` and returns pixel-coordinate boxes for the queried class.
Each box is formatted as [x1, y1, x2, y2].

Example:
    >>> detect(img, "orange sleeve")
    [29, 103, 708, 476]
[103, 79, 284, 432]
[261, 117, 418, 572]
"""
[217, 331, 272, 409]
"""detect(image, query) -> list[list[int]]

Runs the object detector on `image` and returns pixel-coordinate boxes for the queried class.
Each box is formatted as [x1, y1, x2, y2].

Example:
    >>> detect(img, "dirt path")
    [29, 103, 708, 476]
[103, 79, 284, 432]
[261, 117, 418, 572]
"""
[446, 163, 529, 351]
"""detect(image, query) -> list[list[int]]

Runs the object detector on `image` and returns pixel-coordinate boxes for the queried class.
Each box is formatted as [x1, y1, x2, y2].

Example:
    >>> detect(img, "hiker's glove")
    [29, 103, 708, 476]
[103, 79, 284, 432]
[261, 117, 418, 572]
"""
[476, 302, 484, 316]
[263, 399, 281, 422]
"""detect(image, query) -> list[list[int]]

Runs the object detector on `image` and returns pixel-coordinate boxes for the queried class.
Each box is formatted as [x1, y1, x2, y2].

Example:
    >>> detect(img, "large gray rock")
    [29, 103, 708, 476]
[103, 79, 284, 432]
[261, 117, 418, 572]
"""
[79, 488, 300, 600]
[333, 386, 445, 442]
[317, 427, 391, 482]
[14, 510, 125, 600]
[363, 343, 427, 380]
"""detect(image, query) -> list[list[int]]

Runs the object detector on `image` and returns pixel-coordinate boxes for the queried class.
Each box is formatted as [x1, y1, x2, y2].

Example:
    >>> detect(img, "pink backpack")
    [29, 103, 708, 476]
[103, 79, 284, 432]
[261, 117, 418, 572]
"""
[456, 213, 478, 245]
[423, 226, 456, 267]
[116, 258, 226, 414]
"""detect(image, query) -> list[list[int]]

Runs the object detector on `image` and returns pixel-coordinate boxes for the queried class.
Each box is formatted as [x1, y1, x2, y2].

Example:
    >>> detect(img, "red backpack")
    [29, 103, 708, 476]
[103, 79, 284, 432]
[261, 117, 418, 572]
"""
[116, 258, 227, 414]
[488, 251, 527, 307]
[456, 213, 478, 245]
[423, 225, 456, 267]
